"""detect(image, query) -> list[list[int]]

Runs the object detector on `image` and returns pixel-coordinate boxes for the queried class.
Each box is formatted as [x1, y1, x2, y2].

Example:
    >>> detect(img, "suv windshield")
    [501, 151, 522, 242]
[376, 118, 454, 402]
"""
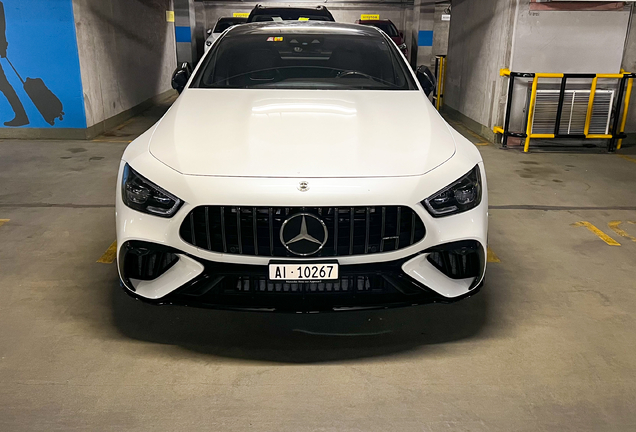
[193, 32, 416, 90]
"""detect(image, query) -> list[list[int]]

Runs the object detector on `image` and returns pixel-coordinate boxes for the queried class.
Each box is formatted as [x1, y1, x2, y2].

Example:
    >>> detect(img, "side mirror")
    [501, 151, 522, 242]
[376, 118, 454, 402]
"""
[416, 65, 436, 97]
[171, 62, 192, 94]
[206, 29, 212, 36]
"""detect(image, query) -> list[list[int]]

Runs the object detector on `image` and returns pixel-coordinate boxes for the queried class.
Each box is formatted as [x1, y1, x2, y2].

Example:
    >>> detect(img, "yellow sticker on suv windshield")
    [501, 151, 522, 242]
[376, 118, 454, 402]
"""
[361, 14, 380, 20]
[298, 17, 309, 21]
[233, 12, 249, 18]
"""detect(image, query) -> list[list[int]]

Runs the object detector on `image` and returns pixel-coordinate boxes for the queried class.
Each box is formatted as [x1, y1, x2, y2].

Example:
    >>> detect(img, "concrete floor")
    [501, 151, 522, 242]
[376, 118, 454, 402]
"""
[1, 102, 636, 431]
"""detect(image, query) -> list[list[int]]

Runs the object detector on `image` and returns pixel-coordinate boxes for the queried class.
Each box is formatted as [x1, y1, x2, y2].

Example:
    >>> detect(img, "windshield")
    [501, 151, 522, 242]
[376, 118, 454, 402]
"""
[193, 32, 416, 90]
[363, 22, 399, 38]
[213, 19, 246, 33]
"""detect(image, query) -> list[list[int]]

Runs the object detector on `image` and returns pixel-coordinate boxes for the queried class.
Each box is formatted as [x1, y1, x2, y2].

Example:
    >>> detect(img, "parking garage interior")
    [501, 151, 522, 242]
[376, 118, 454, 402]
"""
[1, 0, 636, 430]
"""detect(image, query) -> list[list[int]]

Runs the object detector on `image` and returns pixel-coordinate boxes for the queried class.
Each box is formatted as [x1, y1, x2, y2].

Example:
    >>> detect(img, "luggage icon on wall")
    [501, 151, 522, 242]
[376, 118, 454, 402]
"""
[6, 57, 64, 126]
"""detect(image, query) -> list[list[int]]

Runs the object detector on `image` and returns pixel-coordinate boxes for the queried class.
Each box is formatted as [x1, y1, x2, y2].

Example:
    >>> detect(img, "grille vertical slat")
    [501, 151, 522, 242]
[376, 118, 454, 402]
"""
[364, 207, 370, 254]
[236, 207, 243, 254]
[220, 206, 227, 253]
[395, 207, 401, 249]
[333, 207, 338, 256]
[180, 206, 425, 257]
[268, 208, 274, 256]
[380, 207, 386, 252]
[205, 207, 212, 250]
[252, 207, 258, 256]
[349, 207, 355, 255]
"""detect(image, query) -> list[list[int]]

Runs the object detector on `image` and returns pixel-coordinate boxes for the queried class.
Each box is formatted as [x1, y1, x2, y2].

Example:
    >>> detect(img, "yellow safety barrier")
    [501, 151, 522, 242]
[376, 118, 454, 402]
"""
[494, 69, 635, 152]
[434, 55, 447, 111]
[617, 78, 633, 150]
[523, 75, 540, 152]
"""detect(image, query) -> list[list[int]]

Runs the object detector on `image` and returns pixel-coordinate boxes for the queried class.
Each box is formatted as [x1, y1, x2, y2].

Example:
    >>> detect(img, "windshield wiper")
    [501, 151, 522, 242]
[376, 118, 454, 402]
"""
[204, 66, 400, 88]
[335, 70, 400, 88]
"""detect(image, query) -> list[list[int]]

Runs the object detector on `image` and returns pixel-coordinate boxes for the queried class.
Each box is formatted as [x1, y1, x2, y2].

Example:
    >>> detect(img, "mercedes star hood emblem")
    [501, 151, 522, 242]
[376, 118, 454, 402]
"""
[298, 181, 309, 192]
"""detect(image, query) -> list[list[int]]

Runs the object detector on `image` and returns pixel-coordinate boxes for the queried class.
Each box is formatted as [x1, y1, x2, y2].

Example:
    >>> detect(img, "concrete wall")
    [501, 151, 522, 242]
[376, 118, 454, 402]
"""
[444, 0, 516, 137]
[72, 0, 177, 130]
[445, 0, 632, 140]
[511, 2, 630, 74]
[622, 5, 636, 134]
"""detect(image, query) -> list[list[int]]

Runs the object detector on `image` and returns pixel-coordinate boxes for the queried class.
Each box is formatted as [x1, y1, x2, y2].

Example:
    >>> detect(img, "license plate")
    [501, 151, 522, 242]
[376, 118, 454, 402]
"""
[268, 263, 339, 281]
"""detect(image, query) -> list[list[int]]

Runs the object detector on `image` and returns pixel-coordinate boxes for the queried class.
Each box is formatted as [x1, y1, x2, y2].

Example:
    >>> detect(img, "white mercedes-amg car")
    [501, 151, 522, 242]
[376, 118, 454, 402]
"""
[116, 21, 488, 312]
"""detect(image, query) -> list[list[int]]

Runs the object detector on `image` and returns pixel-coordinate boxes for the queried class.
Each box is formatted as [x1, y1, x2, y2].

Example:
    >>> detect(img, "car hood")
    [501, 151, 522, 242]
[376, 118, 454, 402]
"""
[149, 89, 455, 178]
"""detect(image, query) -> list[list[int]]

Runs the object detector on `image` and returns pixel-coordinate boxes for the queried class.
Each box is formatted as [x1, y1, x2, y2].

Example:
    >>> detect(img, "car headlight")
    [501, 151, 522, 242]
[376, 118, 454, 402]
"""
[121, 164, 183, 218]
[422, 165, 482, 217]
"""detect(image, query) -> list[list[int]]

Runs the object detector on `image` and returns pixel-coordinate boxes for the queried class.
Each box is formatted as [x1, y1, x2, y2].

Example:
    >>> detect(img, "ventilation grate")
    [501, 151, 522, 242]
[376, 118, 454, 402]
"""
[531, 89, 614, 135]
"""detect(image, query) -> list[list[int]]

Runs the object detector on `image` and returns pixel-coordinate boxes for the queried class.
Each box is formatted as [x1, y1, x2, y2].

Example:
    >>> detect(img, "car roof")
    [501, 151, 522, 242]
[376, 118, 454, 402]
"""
[251, 5, 330, 12]
[224, 21, 384, 38]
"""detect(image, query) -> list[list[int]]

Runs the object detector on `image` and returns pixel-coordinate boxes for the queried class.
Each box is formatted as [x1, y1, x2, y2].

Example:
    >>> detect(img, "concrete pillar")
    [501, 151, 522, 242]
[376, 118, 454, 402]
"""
[433, 2, 450, 58]
[174, 0, 197, 66]
[408, 0, 421, 68]
[407, 0, 434, 68]
[416, 2, 435, 68]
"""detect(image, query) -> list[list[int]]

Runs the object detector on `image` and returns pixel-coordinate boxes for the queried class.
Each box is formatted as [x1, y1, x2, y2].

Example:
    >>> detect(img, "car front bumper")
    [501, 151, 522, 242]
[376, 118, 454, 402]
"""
[116, 155, 488, 312]
[118, 240, 485, 312]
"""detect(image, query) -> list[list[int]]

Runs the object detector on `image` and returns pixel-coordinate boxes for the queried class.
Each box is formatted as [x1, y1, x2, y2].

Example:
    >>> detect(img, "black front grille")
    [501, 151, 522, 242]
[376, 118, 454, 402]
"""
[220, 275, 400, 295]
[169, 260, 439, 311]
[179, 206, 425, 257]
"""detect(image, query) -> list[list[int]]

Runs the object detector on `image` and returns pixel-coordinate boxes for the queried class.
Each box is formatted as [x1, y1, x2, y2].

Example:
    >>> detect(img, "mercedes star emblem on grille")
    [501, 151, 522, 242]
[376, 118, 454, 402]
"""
[280, 213, 328, 256]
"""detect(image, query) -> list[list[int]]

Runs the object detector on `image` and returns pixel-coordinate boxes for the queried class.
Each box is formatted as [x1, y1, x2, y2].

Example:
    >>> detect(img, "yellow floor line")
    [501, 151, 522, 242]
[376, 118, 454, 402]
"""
[475, 142, 490, 146]
[97, 241, 117, 264]
[487, 246, 500, 263]
[461, 127, 490, 144]
[116, 117, 136, 130]
[572, 221, 621, 246]
[618, 154, 636, 164]
[0, 219, 9, 228]
[609, 221, 636, 242]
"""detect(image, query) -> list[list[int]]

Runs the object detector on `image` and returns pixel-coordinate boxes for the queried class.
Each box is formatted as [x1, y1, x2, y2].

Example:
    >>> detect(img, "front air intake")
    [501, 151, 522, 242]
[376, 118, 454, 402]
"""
[121, 242, 179, 281]
[427, 240, 483, 280]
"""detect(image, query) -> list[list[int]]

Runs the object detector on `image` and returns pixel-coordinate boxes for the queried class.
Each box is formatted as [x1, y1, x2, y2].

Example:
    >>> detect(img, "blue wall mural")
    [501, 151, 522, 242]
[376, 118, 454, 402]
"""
[0, 0, 85, 129]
